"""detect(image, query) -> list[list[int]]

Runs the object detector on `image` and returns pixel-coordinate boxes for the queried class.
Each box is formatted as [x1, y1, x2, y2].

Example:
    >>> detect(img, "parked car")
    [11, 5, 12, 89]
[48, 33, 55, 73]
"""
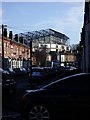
[3, 68, 15, 78]
[13, 68, 23, 76]
[43, 67, 56, 79]
[64, 66, 77, 71]
[29, 67, 47, 82]
[21, 73, 90, 120]
[25, 68, 30, 74]
[20, 68, 28, 75]
[1, 69, 16, 94]
[13, 68, 28, 76]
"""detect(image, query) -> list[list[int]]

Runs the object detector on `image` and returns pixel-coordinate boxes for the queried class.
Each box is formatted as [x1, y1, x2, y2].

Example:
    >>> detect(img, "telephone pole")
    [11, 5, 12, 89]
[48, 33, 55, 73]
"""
[1, 24, 7, 69]
[2, 24, 4, 69]
[25, 33, 33, 89]
[29, 39, 33, 89]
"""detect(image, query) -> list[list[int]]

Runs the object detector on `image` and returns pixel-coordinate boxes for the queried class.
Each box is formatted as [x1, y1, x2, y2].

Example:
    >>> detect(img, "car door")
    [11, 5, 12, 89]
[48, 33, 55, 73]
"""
[55, 74, 90, 118]
[53, 78, 77, 117]
[43, 74, 90, 118]
[67, 74, 90, 118]
[43, 78, 76, 117]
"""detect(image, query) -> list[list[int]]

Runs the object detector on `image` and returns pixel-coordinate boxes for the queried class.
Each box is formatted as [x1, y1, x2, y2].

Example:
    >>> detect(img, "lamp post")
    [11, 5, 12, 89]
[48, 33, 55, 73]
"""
[2, 24, 4, 69]
[29, 39, 33, 89]
[2, 24, 7, 69]
[81, 45, 85, 72]
[25, 33, 33, 89]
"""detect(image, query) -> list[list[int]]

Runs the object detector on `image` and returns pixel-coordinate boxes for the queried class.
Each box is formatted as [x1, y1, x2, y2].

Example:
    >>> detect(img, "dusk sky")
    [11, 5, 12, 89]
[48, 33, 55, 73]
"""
[1, 2, 84, 45]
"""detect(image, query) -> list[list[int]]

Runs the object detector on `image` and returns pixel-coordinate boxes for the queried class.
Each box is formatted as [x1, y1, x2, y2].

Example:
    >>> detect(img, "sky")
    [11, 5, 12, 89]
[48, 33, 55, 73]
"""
[1, 2, 85, 45]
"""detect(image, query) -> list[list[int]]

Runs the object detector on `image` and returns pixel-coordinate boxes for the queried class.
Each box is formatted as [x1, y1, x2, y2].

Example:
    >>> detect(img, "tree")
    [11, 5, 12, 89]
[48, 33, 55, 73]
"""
[34, 45, 47, 66]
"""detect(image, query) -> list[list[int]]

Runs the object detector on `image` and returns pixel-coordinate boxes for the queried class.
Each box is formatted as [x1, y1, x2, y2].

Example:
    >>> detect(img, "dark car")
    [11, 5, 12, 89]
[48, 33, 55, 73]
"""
[3, 68, 15, 78]
[13, 68, 28, 76]
[1, 69, 16, 94]
[13, 68, 23, 76]
[29, 67, 47, 82]
[21, 73, 90, 120]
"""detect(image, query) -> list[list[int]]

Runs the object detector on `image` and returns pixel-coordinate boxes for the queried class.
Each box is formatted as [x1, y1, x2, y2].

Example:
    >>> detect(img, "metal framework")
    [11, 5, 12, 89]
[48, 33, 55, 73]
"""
[18, 29, 69, 46]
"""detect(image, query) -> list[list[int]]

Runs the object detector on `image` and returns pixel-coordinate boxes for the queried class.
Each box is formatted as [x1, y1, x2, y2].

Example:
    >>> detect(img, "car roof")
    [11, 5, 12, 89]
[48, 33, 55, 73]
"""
[32, 67, 44, 69]
[42, 73, 90, 89]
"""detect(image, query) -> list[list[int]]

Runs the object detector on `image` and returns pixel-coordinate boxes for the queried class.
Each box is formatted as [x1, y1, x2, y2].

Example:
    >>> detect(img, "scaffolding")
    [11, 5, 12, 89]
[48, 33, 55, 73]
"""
[18, 28, 69, 46]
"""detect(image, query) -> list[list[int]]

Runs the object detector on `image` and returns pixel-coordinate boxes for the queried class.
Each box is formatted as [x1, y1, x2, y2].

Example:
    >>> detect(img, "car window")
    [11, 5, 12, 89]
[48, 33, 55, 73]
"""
[59, 74, 89, 92]
[43, 74, 90, 93]
[32, 72, 42, 76]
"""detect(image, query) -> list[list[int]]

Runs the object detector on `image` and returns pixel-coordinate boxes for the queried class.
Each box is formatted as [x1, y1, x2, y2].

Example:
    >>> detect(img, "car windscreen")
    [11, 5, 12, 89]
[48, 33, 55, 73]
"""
[42, 73, 90, 90]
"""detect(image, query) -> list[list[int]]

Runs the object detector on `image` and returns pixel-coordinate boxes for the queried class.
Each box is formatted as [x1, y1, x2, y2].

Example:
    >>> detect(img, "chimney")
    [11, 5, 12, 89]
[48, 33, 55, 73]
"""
[14, 34, 18, 42]
[9, 31, 13, 40]
[19, 36, 23, 44]
[4, 28, 7, 37]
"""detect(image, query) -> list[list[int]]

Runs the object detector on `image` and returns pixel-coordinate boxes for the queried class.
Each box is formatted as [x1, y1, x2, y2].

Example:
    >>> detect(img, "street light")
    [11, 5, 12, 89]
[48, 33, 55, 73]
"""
[29, 39, 33, 89]
[26, 36, 33, 89]
[2, 24, 7, 69]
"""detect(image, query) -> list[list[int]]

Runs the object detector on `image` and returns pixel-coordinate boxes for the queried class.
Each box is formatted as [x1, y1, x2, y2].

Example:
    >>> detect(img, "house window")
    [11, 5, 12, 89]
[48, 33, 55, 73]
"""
[11, 45, 13, 49]
[66, 47, 69, 51]
[62, 46, 64, 50]
[4, 43, 6, 48]
[61, 57, 63, 62]
[0, 42, 1, 46]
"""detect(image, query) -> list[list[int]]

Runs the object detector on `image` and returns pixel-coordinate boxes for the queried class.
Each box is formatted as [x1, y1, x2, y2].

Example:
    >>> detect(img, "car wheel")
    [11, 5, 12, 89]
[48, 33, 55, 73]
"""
[28, 105, 50, 120]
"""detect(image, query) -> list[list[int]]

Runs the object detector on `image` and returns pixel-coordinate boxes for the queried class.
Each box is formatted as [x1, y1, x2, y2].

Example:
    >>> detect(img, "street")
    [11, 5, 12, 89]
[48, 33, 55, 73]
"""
[1, 1, 90, 119]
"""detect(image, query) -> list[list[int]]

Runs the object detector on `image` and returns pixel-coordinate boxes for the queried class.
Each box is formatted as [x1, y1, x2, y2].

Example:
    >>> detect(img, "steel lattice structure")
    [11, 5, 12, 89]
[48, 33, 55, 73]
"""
[18, 29, 69, 46]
